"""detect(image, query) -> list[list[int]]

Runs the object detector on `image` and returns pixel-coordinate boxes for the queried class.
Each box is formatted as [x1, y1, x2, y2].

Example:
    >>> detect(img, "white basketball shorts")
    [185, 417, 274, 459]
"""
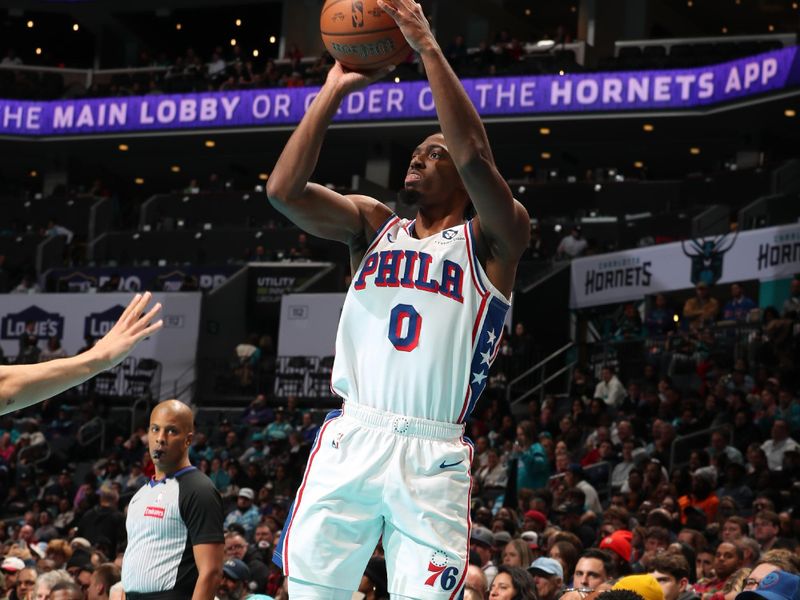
[273, 402, 474, 599]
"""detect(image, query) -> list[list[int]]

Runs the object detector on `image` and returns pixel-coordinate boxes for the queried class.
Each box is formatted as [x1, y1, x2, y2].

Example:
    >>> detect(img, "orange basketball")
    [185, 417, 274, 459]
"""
[320, 0, 411, 71]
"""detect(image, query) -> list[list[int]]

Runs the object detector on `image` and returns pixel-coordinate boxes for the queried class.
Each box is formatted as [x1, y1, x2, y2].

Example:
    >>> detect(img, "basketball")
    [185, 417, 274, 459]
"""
[320, 0, 410, 71]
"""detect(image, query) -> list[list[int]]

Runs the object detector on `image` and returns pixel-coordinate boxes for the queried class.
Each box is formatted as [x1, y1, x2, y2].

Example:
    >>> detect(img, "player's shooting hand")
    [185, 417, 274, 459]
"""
[377, 0, 437, 54]
[325, 60, 396, 94]
[88, 292, 163, 371]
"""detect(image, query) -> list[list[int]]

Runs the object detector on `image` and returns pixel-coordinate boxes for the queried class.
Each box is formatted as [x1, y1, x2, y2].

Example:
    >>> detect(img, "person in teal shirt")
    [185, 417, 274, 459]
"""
[514, 420, 551, 491]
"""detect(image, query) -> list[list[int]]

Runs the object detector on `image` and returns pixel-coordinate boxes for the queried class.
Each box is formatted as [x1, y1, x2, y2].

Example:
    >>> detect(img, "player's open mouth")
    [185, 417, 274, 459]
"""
[405, 172, 422, 183]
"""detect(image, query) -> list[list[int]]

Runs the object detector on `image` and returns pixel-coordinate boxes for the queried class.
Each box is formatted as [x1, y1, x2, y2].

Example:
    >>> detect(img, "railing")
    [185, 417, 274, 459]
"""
[506, 342, 575, 412]
[669, 424, 733, 471]
[77, 416, 105, 453]
[614, 32, 796, 55]
[17, 441, 51, 466]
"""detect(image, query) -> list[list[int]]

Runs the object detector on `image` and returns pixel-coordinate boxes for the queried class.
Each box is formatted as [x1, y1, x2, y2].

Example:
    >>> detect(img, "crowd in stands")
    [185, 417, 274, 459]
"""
[0, 272, 797, 599]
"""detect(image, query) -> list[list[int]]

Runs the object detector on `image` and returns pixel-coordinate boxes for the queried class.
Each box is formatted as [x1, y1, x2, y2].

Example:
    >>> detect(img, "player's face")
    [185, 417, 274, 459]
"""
[404, 133, 464, 203]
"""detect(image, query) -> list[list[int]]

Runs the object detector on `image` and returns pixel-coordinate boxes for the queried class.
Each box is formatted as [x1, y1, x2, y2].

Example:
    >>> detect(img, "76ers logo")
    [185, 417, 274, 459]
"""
[425, 551, 459, 591]
[351, 0, 365, 27]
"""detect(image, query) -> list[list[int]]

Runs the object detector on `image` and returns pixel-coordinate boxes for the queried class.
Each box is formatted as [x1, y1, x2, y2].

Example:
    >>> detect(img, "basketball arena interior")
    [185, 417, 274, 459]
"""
[1, 0, 800, 599]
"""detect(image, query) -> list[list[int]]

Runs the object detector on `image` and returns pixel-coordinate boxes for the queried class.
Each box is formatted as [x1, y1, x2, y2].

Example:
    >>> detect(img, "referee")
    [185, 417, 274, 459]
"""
[122, 400, 223, 600]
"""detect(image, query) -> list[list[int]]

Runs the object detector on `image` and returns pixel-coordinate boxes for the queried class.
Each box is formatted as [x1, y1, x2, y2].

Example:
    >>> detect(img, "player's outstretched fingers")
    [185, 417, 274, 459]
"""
[133, 303, 163, 335]
[118, 293, 143, 323]
[129, 291, 153, 324]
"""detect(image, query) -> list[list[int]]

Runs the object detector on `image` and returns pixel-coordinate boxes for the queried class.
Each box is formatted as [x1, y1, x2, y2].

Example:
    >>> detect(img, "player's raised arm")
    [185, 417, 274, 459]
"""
[0, 292, 162, 414]
[378, 0, 529, 259]
[266, 62, 395, 245]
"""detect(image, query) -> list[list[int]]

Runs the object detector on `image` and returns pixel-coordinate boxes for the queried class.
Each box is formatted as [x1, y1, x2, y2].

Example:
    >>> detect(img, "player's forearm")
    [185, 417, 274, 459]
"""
[191, 568, 221, 600]
[419, 43, 494, 167]
[0, 351, 105, 414]
[267, 82, 346, 203]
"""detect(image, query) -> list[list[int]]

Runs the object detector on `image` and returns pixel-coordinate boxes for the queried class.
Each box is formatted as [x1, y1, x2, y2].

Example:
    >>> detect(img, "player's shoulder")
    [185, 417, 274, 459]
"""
[344, 194, 394, 233]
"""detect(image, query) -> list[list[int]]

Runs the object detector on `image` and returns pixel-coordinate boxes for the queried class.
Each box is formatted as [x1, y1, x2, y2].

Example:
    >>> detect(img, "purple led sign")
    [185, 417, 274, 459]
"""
[1, 47, 798, 137]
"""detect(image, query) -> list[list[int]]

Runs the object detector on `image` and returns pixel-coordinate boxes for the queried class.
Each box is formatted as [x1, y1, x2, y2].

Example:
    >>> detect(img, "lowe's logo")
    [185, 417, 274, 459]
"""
[84, 305, 125, 338]
[1, 306, 65, 340]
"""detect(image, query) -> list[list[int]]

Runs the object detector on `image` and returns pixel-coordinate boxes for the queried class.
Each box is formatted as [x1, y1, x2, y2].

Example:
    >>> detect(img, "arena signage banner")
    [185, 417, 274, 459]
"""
[1, 48, 798, 136]
[0, 292, 201, 395]
[43, 265, 239, 293]
[277, 293, 346, 357]
[569, 222, 800, 309]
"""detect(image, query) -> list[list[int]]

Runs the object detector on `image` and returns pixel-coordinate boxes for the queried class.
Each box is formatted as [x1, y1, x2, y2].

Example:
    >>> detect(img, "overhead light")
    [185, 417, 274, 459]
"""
[539, 127, 551, 135]
[394, 76, 400, 83]
[768, 24, 775, 32]
[175, 23, 182, 30]
[558, 69, 565, 76]
[673, 314, 679, 323]
[35, 47, 42, 55]
[785, 109, 796, 117]
[118, 143, 129, 151]
[72, 23, 79, 32]
[29, 170, 38, 177]
[634, 161, 644, 168]
[554, 224, 563, 232]
[269, 35, 277, 44]
[258, 173, 269, 181]
[721, 26, 728, 34]
[518, 185, 526, 194]
[570, 5, 577, 12]
[235, 18, 242, 26]
[525, 9, 532, 16]
[134, 177, 145, 185]
[26, 20, 34, 28]
[643, 123, 654, 132]
[230, 38, 237, 46]
[541, 151, 551, 159]
[204, 140, 216, 148]
[536, 40, 555, 49]
[523, 164, 534, 173]
[170, 165, 181, 173]
[793, 2, 799, 9]
[687, 0, 692, 6]
[690, 147, 701, 155]
[252, 49, 259, 57]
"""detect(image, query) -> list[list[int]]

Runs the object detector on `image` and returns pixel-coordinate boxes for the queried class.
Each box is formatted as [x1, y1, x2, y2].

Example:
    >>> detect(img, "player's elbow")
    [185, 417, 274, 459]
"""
[266, 177, 290, 206]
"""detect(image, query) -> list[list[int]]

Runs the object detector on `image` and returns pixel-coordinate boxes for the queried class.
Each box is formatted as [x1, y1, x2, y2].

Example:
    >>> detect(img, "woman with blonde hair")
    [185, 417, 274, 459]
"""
[502, 539, 532, 568]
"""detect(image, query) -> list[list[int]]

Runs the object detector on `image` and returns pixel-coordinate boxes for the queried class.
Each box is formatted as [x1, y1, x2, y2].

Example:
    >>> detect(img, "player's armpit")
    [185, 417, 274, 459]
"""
[268, 184, 393, 246]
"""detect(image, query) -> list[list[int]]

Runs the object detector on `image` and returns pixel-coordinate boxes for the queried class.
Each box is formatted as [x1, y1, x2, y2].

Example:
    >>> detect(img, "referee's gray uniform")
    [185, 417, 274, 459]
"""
[122, 465, 223, 600]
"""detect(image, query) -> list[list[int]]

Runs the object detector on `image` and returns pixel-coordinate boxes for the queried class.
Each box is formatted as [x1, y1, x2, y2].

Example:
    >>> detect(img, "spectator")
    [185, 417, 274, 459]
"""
[39, 337, 68, 362]
[683, 282, 719, 330]
[760, 420, 799, 471]
[86, 563, 120, 600]
[222, 533, 269, 593]
[780, 277, 800, 319]
[223, 488, 260, 537]
[239, 433, 268, 465]
[488, 565, 536, 600]
[34, 570, 74, 600]
[75, 488, 125, 556]
[471, 527, 499, 587]
[678, 470, 719, 525]
[264, 409, 292, 442]
[753, 511, 781, 553]
[573, 549, 615, 589]
[722, 283, 757, 322]
[616, 304, 644, 340]
[13, 567, 37, 600]
[45, 218, 74, 244]
[557, 226, 588, 259]
[646, 294, 676, 337]
[513, 420, 550, 492]
[594, 366, 626, 409]
[696, 542, 743, 597]
[529, 557, 564, 600]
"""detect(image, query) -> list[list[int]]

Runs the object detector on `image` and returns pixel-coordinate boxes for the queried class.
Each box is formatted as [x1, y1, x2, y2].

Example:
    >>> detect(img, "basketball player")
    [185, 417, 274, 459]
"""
[0, 292, 162, 414]
[266, 0, 529, 597]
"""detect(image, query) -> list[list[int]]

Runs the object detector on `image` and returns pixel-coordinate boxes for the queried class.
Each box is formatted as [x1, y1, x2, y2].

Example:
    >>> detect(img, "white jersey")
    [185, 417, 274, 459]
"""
[331, 216, 511, 423]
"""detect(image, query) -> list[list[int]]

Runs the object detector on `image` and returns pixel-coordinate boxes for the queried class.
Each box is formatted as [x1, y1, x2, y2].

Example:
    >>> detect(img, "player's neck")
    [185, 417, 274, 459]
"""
[413, 209, 465, 238]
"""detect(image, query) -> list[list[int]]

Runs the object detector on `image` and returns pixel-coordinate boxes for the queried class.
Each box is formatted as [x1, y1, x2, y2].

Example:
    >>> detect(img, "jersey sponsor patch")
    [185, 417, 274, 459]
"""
[144, 505, 166, 519]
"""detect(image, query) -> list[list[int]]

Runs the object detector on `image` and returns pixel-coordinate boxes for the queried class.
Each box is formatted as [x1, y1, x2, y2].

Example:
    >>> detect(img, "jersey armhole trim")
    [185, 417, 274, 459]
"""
[365, 214, 399, 256]
[465, 220, 512, 307]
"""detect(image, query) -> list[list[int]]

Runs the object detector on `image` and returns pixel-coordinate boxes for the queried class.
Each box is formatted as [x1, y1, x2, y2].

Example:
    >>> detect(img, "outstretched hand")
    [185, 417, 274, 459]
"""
[326, 60, 396, 94]
[377, 0, 437, 54]
[89, 292, 163, 370]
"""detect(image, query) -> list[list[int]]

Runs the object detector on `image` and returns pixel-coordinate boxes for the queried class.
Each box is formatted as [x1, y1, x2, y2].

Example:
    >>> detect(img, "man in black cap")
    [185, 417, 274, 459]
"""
[217, 559, 253, 600]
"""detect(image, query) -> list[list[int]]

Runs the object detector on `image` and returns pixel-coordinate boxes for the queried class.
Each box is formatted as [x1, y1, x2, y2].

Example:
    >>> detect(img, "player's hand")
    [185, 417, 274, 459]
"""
[377, 0, 437, 54]
[325, 61, 395, 94]
[88, 292, 163, 371]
